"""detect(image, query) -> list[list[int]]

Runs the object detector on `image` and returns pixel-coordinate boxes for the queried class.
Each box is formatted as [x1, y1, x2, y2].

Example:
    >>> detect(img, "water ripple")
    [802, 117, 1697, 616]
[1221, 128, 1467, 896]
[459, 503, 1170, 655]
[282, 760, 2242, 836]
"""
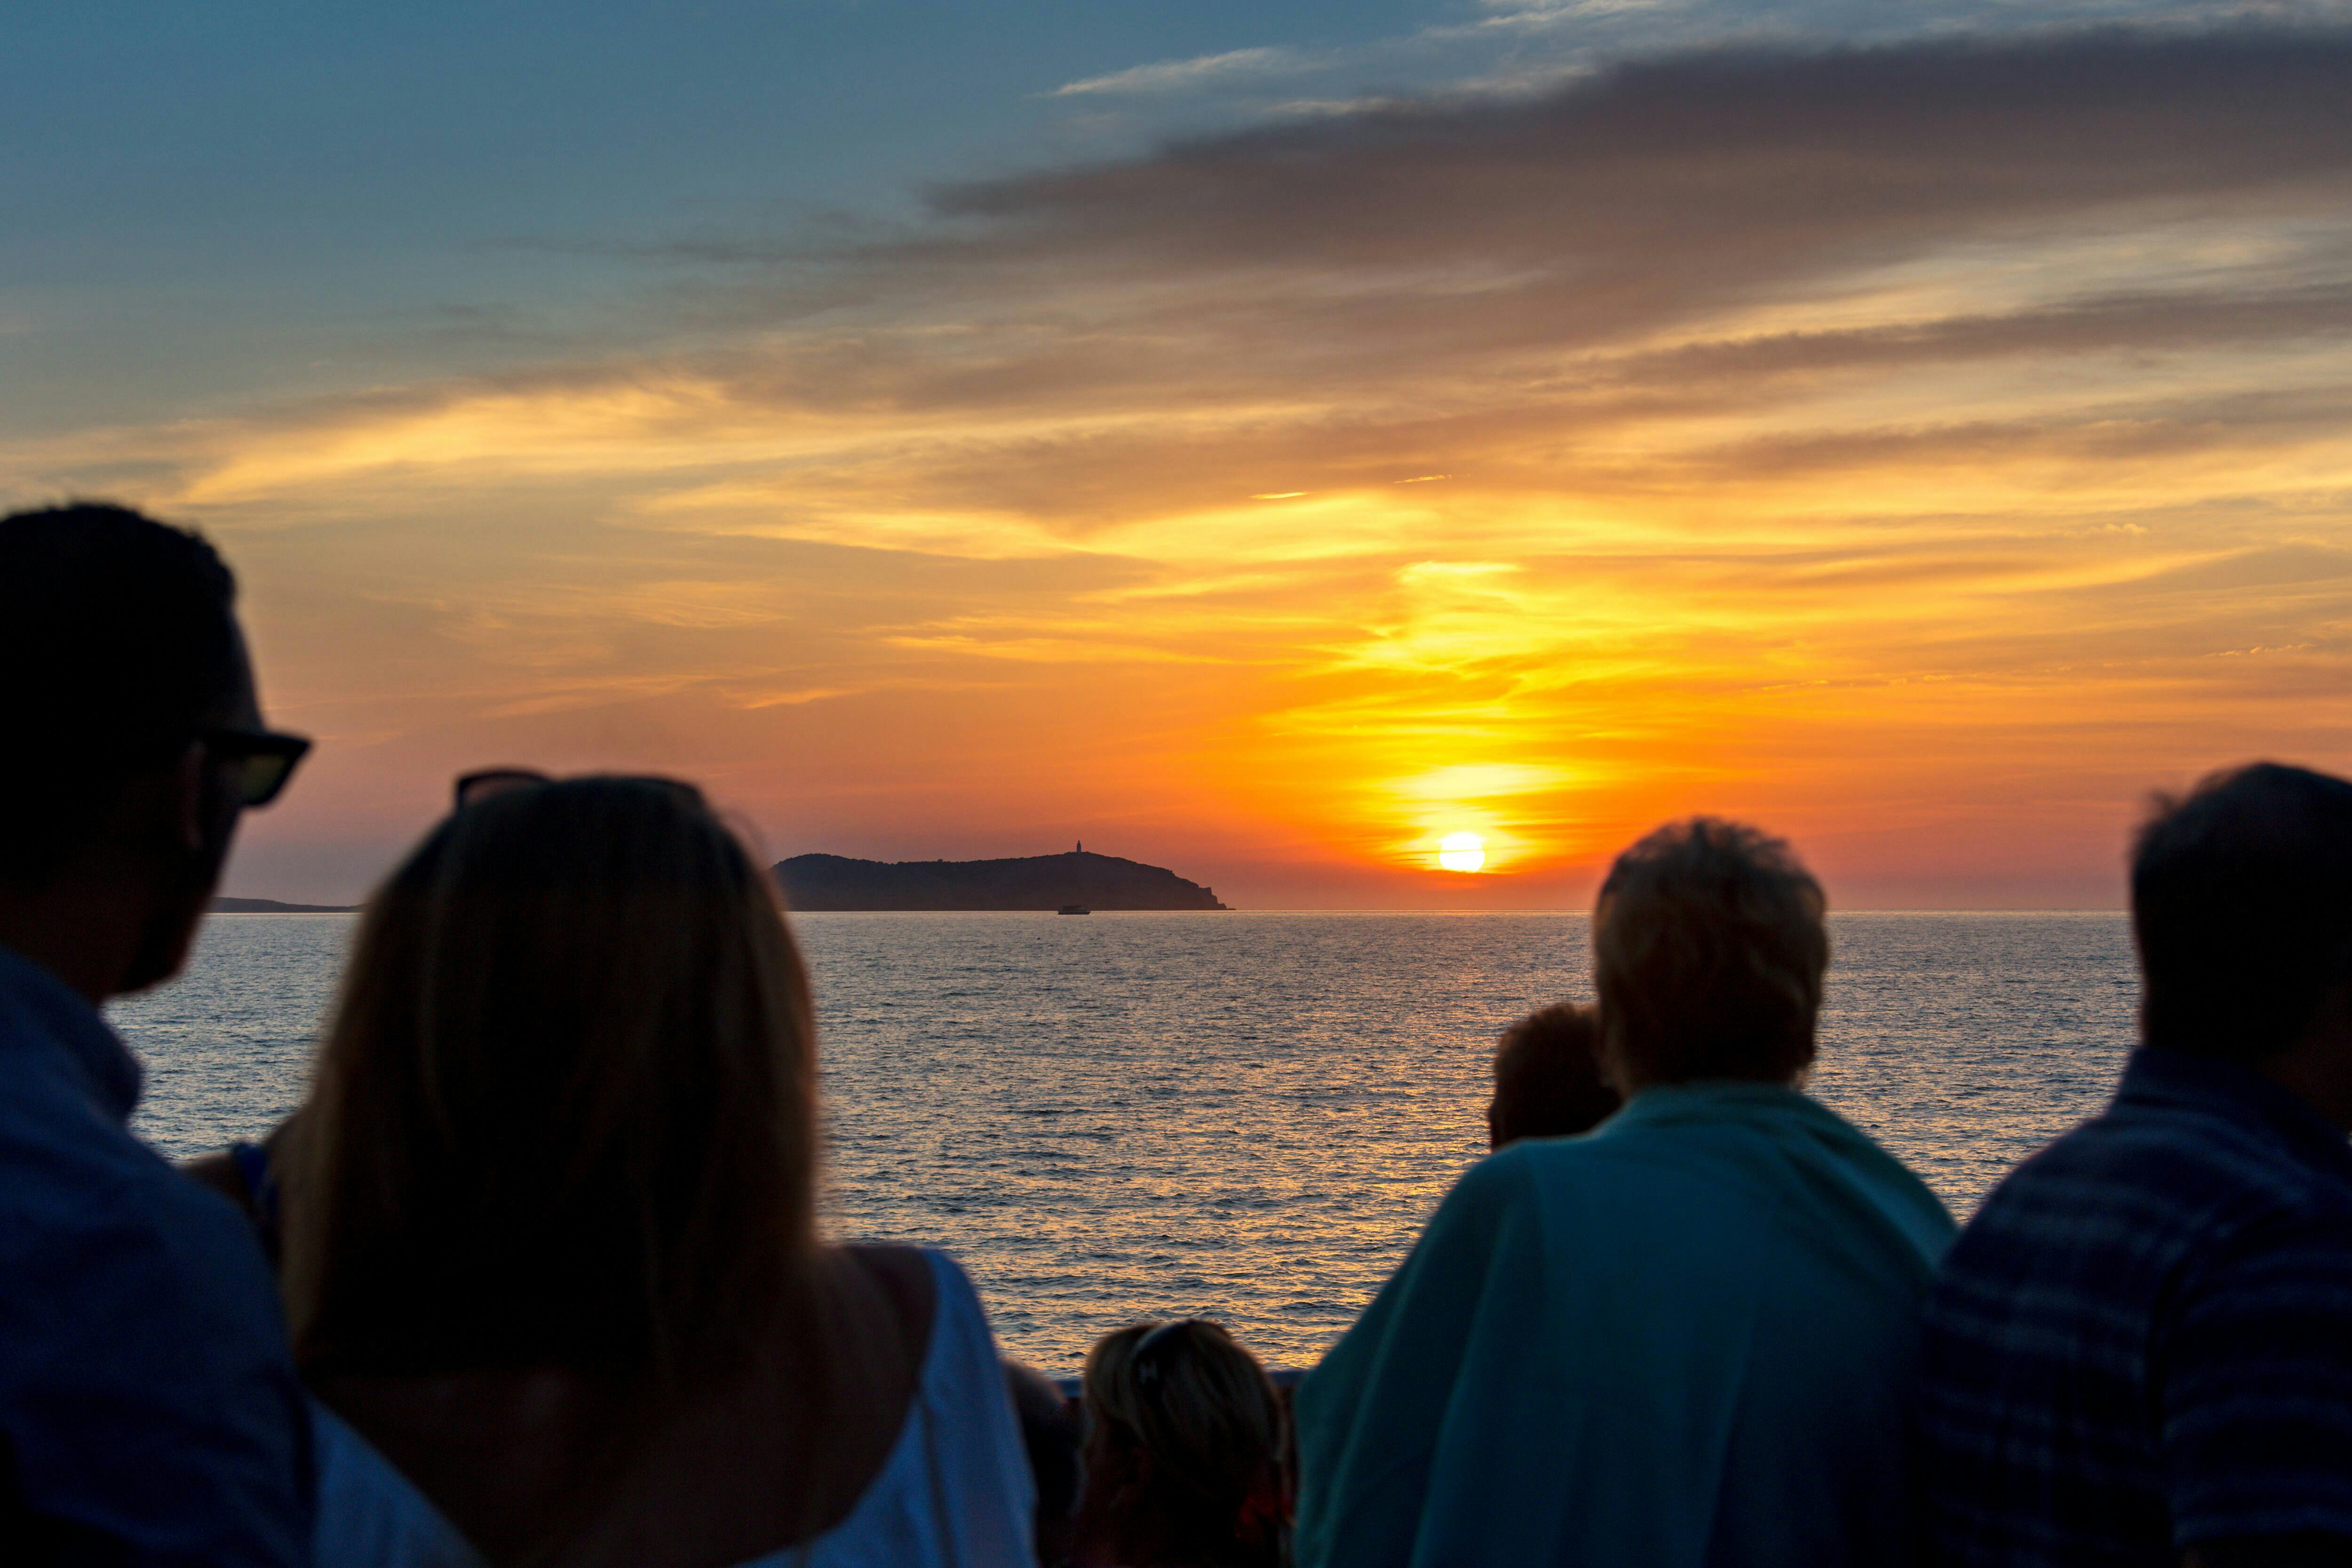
[114, 909, 2133, 1374]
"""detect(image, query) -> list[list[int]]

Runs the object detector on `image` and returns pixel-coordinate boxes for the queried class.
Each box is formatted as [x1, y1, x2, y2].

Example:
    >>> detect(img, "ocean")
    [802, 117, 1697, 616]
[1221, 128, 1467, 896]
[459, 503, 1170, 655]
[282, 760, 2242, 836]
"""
[114, 909, 2136, 1374]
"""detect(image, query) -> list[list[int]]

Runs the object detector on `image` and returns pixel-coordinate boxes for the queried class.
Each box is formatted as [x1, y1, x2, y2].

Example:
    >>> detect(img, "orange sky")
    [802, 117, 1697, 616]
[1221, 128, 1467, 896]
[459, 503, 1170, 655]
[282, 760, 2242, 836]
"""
[16, 29, 2352, 908]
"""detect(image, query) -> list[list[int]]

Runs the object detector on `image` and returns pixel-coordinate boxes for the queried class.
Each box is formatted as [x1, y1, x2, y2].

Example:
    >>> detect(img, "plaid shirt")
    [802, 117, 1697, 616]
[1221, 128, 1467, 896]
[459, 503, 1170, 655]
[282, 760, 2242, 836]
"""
[1915, 1046, 2352, 1566]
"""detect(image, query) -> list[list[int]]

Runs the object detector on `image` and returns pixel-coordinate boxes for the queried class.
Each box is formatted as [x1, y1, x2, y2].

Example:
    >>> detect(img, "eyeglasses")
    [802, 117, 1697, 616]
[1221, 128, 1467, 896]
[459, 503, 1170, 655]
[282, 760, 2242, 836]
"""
[200, 728, 311, 808]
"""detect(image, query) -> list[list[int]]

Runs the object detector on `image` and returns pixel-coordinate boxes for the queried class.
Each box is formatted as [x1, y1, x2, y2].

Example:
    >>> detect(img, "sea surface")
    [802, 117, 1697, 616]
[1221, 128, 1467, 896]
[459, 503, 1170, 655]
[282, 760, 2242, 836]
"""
[115, 910, 2136, 1373]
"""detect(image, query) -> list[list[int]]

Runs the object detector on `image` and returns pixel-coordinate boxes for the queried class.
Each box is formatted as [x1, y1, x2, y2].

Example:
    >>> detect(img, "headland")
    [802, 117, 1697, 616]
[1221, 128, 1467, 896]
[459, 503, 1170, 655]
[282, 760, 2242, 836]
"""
[209, 896, 360, 913]
[772, 848, 1229, 911]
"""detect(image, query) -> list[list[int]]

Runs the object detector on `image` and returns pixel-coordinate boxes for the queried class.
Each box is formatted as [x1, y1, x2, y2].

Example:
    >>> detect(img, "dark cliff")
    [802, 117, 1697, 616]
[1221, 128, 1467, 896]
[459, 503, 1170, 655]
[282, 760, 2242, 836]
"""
[771, 850, 1229, 911]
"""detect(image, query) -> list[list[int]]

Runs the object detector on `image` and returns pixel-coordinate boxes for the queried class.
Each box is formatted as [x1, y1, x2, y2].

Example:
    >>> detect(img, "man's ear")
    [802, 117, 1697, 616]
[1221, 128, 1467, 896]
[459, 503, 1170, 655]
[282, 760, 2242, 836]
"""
[166, 740, 210, 853]
[1597, 1019, 1638, 1096]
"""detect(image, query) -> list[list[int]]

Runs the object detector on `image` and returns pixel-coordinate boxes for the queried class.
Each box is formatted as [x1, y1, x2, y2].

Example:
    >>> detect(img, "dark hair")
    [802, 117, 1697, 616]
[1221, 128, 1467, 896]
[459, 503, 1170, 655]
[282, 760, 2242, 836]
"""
[2132, 762, 2352, 1062]
[1593, 817, 1828, 1086]
[1080, 1319, 1287, 1568]
[1488, 1001, 1620, 1148]
[1005, 1361, 1085, 1560]
[283, 777, 819, 1386]
[0, 502, 242, 881]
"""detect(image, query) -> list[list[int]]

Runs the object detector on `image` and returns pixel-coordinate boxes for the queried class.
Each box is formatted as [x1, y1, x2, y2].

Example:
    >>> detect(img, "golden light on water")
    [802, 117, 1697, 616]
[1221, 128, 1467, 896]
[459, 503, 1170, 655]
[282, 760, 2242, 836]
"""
[1438, 833, 1486, 873]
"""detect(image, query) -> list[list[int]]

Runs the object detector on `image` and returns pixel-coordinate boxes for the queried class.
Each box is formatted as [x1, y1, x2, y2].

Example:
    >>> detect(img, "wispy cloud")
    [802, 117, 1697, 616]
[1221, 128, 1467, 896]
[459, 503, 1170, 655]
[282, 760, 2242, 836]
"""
[1029, 0, 2352, 145]
[1046, 46, 1305, 98]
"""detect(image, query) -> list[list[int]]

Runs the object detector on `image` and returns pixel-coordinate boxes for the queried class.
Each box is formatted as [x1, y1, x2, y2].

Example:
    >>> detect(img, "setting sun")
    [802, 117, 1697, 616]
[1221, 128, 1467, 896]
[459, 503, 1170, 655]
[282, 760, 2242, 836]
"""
[1438, 834, 1486, 873]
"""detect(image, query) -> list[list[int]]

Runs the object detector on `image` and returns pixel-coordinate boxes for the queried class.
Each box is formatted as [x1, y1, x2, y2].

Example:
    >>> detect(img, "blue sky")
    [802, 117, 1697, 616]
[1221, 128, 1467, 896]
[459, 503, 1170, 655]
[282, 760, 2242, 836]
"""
[8, 1, 1443, 426]
[11, 0, 2302, 428]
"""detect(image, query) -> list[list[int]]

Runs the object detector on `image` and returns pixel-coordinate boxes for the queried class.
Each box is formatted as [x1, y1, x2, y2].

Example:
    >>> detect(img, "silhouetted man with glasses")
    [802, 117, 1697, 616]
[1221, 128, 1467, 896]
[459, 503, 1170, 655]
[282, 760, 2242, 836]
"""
[0, 503, 312, 1564]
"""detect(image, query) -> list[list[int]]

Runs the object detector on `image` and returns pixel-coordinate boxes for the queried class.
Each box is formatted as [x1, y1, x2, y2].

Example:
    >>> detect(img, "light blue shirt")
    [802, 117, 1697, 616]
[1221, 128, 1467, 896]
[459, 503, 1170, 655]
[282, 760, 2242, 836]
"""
[1295, 1080, 1956, 1568]
[312, 1248, 1033, 1568]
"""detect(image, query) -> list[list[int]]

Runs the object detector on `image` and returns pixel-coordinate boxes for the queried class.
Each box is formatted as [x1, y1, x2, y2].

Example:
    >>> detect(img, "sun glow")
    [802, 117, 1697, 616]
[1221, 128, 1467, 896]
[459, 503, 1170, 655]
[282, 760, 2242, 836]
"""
[1438, 833, 1486, 872]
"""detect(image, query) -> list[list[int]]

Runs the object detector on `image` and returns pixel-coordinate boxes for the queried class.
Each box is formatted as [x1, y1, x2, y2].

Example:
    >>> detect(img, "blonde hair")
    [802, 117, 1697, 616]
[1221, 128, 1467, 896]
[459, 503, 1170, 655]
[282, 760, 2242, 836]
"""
[281, 776, 818, 1387]
[1080, 1319, 1287, 1568]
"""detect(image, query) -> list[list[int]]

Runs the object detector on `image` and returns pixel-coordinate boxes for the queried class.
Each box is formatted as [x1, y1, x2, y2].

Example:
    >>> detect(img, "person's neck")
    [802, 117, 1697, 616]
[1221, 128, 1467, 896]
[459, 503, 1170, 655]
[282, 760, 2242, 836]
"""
[1613, 1068, 1805, 1097]
[2257, 1044, 2352, 1133]
[0, 877, 152, 1005]
[2243, 980, 2352, 1133]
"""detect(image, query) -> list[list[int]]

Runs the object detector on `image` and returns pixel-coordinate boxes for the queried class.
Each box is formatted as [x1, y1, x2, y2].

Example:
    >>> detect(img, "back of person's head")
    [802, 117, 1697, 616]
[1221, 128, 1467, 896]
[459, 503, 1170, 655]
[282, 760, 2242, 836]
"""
[2132, 761, 2352, 1062]
[1488, 1001, 1620, 1149]
[282, 776, 818, 1388]
[0, 501, 243, 885]
[1004, 1361, 1085, 1567]
[1594, 817, 1827, 1088]
[1078, 1319, 1286, 1568]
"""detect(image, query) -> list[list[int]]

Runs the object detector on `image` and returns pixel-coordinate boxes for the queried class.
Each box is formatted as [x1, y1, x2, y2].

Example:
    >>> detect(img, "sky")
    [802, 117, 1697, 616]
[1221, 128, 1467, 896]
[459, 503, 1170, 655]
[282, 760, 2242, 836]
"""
[9, 1, 2352, 908]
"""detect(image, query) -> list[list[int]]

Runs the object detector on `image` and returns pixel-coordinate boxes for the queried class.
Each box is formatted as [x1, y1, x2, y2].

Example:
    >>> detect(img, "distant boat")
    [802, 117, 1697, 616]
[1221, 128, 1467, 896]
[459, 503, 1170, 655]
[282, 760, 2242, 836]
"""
[1058, 904, 1091, 915]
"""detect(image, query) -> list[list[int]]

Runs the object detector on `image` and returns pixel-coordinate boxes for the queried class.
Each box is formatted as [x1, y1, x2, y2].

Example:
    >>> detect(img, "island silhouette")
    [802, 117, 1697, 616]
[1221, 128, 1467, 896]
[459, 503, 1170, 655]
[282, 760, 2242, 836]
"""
[207, 850, 1230, 915]
[772, 847, 1229, 911]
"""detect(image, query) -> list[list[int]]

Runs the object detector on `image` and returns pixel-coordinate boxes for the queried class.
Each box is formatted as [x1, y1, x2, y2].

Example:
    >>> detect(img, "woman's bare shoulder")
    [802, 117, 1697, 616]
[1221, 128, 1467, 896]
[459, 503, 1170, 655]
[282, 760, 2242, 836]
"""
[831, 1243, 939, 1356]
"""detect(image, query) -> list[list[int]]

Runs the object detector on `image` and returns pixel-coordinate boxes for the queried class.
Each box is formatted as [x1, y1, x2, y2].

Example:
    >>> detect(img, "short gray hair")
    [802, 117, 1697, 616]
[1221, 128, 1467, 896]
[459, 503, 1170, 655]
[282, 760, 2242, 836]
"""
[1594, 817, 1827, 1085]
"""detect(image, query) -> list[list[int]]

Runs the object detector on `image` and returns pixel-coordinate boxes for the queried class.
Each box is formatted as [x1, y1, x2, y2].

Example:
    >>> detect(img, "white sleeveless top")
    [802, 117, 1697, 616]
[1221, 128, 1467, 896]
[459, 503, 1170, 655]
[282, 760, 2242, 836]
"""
[311, 1249, 1037, 1568]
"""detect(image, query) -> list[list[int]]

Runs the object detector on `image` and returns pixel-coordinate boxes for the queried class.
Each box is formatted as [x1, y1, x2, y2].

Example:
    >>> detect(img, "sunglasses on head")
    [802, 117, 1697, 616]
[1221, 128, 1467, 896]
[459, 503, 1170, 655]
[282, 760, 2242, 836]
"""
[199, 728, 311, 808]
[1130, 1318, 1209, 1392]
[451, 768, 709, 812]
[453, 768, 553, 809]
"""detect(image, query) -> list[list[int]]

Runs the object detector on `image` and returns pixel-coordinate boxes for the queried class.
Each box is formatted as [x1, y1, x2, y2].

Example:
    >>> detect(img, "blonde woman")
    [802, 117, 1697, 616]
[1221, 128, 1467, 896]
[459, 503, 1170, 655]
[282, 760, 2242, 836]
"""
[1073, 1319, 1287, 1568]
[281, 776, 1033, 1567]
